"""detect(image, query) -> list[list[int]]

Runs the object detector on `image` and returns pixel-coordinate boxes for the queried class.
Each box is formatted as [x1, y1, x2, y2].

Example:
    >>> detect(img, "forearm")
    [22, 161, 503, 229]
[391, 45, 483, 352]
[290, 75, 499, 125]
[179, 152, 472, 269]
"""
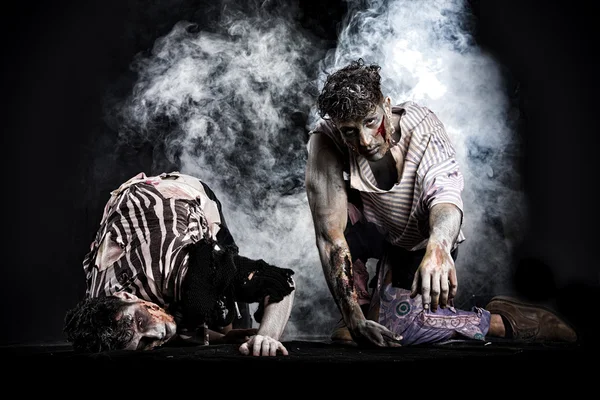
[256, 280, 295, 340]
[427, 203, 462, 251]
[317, 238, 364, 328]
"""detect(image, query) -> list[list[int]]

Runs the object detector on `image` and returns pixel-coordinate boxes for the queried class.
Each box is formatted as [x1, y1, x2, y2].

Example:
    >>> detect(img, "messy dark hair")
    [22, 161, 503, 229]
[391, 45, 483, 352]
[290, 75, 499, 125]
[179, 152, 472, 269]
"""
[63, 296, 135, 353]
[317, 58, 384, 122]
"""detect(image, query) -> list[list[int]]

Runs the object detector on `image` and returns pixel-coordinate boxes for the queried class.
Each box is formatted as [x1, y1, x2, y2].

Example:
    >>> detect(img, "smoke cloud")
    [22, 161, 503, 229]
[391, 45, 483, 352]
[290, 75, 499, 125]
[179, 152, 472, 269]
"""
[106, 0, 338, 339]
[106, 0, 525, 338]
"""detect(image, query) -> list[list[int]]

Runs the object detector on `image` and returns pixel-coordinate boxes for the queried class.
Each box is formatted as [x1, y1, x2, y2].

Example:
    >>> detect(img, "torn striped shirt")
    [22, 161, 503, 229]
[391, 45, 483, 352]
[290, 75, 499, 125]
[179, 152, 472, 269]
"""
[310, 101, 466, 251]
[82, 171, 228, 310]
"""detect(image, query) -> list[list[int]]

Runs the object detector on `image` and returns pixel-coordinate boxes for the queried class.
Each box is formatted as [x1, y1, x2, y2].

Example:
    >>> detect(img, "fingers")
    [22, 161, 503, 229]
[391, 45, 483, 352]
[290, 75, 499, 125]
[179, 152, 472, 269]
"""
[278, 343, 289, 356]
[239, 342, 249, 356]
[420, 269, 431, 310]
[381, 331, 403, 347]
[262, 338, 272, 356]
[440, 272, 449, 309]
[413, 262, 457, 311]
[431, 271, 441, 311]
[410, 272, 420, 298]
[259, 338, 288, 356]
[253, 336, 263, 356]
[239, 335, 288, 356]
[362, 321, 403, 348]
[449, 268, 458, 300]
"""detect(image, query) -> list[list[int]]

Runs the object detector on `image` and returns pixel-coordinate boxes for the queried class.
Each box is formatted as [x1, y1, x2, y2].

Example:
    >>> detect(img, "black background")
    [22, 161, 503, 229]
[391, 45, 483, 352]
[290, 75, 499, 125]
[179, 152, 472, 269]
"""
[2, 0, 598, 346]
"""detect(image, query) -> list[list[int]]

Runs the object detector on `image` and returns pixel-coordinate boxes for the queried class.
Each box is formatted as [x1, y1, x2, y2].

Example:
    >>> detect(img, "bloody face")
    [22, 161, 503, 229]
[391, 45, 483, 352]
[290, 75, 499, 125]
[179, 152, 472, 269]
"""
[117, 300, 177, 351]
[335, 104, 393, 161]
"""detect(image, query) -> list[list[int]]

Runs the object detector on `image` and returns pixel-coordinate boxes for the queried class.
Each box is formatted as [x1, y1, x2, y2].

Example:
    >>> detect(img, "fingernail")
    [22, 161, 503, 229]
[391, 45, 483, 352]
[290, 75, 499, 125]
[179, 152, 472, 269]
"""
[424, 303, 429, 310]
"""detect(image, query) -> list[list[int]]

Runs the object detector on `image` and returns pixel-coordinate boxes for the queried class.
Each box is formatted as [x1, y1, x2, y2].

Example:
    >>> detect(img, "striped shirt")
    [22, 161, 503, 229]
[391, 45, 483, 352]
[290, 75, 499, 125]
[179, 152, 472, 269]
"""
[310, 101, 465, 251]
[82, 171, 227, 310]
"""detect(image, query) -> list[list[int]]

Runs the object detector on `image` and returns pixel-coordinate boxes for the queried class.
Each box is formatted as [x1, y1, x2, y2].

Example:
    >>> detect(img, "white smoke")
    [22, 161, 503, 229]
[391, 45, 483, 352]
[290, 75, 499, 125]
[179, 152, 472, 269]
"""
[112, 0, 338, 339]
[314, 0, 527, 305]
[110, 0, 525, 338]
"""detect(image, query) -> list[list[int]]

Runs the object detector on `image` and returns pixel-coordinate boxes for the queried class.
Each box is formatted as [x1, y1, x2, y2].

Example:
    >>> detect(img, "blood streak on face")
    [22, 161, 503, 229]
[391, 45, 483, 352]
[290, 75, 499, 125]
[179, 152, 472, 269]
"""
[145, 302, 175, 324]
[376, 114, 386, 137]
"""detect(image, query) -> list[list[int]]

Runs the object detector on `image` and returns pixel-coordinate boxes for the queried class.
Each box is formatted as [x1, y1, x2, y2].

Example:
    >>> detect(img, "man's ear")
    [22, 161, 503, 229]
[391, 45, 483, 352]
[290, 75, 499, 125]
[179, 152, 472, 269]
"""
[113, 291, 139, 302]
[384, 96, 392, 111]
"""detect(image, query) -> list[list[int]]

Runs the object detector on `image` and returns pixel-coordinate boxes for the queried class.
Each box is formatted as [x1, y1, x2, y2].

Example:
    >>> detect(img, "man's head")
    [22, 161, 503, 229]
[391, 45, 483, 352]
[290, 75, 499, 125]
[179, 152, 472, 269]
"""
[63, 291, 177, 353]
[317, 59, 396, 161]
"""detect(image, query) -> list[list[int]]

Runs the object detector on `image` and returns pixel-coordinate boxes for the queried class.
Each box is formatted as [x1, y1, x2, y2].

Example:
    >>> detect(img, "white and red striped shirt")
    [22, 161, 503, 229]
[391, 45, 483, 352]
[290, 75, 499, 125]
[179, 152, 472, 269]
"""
[310, 101, 465, 251]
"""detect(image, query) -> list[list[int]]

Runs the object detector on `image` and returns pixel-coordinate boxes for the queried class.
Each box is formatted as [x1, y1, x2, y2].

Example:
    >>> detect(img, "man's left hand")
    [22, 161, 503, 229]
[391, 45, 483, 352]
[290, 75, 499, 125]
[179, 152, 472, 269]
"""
[239, 335, 289, 356]
[410, 242, 458, 311]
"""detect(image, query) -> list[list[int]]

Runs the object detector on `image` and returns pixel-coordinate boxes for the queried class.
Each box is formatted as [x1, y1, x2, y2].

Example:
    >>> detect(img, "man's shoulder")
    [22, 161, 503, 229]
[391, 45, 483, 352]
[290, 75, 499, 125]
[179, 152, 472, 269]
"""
[309, 117, 336, 135]
[308, 118, 346, 152]
[394, 101, 443, 133]
[394, 100, 432, 119]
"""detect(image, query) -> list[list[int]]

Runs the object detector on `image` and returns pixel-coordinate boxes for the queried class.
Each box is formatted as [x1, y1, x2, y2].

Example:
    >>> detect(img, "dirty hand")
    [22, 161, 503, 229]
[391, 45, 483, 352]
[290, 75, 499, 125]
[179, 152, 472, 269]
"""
[410, 243, 457, 311]
[349, 318, 403, 347]
[239, 334, 288, 356]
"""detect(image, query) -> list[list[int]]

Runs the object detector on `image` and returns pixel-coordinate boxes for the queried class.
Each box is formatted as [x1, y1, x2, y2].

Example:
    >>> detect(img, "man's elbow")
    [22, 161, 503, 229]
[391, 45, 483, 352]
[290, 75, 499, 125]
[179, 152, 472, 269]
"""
[315, 234, 349, 263]
[430, 202, 462, 218]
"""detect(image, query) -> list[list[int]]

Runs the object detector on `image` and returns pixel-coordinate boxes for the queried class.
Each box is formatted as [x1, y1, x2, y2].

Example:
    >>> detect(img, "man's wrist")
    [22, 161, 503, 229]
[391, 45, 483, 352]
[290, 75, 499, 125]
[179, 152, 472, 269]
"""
[343, 305, 366, 331]
[427, 236, 453, 253]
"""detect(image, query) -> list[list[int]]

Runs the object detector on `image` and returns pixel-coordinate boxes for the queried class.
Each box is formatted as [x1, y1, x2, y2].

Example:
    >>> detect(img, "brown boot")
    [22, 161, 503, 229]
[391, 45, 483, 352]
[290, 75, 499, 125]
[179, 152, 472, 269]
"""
[485, 296, 577, 343]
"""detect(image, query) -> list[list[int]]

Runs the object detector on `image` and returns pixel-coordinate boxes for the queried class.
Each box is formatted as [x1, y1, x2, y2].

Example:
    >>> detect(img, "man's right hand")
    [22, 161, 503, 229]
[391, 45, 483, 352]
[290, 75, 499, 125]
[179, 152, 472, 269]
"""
[349, 318, 403, 347]
[239, 334, 289, 356]
[306, 133, 402, 349]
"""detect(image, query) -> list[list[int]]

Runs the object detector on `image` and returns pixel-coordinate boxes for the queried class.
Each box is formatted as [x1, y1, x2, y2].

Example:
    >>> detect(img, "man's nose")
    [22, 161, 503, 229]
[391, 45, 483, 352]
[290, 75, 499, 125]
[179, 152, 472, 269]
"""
[145, 325, 167, 340]
[358, 128, 372, 147]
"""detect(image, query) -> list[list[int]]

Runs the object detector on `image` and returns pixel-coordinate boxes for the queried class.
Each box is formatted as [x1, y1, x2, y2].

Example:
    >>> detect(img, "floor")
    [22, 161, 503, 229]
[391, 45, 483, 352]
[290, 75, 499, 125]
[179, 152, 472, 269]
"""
[2, 337, 595, 392]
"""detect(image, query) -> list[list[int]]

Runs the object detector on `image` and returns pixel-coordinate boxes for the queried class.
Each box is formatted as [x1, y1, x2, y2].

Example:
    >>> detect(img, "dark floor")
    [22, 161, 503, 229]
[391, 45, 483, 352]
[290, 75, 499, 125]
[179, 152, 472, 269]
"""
[2, 338, 596, 390]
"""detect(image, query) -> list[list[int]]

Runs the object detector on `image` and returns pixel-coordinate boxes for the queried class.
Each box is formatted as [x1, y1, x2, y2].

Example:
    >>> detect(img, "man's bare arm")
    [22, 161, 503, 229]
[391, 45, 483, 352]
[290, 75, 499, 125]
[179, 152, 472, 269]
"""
[411, 203, 462, 310]
[238, 282, 295, 356]
[305, 133, 401, 346]
[255, 278, 296, 340]
[305, 133, 363, 325]
[429, 203, 462, 252]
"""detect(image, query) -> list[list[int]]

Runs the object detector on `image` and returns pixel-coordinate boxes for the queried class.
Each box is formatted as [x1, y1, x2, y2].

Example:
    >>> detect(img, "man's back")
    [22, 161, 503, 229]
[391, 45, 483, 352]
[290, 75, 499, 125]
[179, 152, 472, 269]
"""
[82, 172, 224, 309]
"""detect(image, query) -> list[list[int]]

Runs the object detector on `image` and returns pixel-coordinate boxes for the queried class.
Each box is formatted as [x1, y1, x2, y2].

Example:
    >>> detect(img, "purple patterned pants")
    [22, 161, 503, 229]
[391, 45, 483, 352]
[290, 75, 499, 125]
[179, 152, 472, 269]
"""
[374, 284, 491, 345]
[345, 205, 491, 345]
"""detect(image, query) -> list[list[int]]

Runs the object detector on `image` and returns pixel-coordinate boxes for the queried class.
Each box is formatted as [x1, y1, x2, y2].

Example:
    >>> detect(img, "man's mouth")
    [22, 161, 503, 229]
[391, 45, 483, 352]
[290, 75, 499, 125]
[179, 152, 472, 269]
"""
[363, 146, 380, 156]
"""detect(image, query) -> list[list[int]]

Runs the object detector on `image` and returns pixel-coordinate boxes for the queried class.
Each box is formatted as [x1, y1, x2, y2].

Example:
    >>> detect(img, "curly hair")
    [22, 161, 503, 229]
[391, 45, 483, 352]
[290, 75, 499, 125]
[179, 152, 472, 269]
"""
[63, 296, 135, 353]
[317, 59, 384, 122]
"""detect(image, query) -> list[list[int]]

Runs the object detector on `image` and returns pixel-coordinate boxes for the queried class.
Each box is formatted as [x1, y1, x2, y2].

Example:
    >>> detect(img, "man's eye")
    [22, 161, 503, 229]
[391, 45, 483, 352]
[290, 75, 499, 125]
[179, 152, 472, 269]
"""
[365, 118, 376, 126]
[342, 130, 357, 137]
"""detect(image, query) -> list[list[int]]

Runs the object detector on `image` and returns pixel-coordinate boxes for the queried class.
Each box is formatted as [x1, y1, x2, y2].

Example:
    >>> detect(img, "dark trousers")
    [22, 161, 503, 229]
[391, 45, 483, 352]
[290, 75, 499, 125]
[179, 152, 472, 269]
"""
[344, 214, 458, 293]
